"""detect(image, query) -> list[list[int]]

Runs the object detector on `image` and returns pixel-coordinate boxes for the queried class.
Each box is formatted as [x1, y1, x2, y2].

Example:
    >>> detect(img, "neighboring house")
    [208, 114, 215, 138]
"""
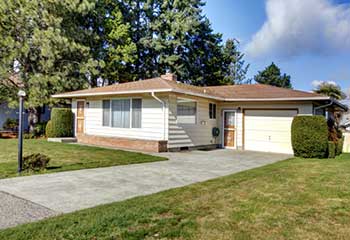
[0, 102, 51, 131]
[0, 102, 19, 130]
[53, 73, 348, 154]
[340, 100, 350, 131]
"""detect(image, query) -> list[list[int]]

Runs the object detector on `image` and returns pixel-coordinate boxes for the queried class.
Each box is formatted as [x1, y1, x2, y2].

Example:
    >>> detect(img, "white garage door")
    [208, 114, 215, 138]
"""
[244, 110, 298, 154]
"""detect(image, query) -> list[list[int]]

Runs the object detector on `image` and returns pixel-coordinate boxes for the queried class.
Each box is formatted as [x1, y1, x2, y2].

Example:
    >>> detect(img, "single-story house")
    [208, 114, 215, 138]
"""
[53, 73, 348, 154]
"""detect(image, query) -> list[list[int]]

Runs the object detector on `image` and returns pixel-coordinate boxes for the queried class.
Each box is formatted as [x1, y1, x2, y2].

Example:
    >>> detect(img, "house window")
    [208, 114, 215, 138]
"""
[177, 98, 197, 124]
[103, 99, 142, 128]
[132, 99, 142, 128]
[209, 103, 216, 119]
[112, 99, 130, 128]
[102, 100, 110, 126]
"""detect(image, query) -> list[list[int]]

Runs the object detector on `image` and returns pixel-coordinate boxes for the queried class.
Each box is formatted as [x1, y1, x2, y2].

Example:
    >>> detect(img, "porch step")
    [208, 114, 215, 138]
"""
[47, 138, 77, 143]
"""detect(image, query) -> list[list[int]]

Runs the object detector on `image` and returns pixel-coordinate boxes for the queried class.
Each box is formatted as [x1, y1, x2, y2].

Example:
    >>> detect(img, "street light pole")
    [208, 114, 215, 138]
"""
[18, 90, 26, 174]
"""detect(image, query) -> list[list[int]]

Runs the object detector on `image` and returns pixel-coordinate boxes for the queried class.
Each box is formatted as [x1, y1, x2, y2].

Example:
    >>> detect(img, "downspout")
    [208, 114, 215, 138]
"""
[151, 92, 167, 141]
[314, 99, 334, 115]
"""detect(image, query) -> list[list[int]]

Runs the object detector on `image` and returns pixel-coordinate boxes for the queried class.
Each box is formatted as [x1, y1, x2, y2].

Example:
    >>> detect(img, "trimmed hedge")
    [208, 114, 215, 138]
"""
[328, 141, 336, 158]
[291, 116, 328, 158]
[46, 108, 73, 138]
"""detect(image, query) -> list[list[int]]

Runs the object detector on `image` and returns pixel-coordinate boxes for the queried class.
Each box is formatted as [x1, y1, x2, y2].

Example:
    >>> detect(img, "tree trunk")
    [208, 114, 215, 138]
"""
[28, 107, 40, 133]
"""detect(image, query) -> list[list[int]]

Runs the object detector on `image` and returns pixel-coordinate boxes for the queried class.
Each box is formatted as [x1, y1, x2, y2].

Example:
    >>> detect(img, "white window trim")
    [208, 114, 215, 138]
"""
[102, 98, 142, 129]
[176, 97, 198, 125]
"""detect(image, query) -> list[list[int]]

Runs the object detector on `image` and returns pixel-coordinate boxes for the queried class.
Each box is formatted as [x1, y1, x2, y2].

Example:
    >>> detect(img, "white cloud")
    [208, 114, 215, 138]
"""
[245, 0, 350, 58]
[311, 80, 338, 88]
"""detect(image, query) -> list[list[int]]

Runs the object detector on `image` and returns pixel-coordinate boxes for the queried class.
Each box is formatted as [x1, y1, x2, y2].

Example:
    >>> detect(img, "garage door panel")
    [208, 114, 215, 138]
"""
[244, 110, 297, 154]
[246, 110, 297, 117]
[245, 131, 291, 142]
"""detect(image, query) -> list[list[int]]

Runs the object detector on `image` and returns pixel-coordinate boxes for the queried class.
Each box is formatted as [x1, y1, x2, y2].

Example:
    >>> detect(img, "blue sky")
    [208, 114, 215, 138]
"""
[203, 0, 350, 92]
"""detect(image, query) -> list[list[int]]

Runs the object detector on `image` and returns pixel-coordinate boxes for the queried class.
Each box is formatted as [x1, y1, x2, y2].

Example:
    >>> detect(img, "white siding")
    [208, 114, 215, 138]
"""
[72, 93, 315, 152]
[218, 102, 314, 149]
[168, 94, 219, 148]
[73, 96, 167, 141]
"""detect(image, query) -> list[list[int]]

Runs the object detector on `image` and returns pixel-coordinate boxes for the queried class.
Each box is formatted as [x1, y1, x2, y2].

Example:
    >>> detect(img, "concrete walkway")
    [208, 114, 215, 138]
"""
[0, 149, 290, 229]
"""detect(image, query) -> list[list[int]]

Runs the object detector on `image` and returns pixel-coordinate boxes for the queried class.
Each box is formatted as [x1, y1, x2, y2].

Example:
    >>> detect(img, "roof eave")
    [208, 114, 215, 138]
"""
[52, 89, 332, 103]
[222, 96, 331, 102]
[52, 89, 174, 98]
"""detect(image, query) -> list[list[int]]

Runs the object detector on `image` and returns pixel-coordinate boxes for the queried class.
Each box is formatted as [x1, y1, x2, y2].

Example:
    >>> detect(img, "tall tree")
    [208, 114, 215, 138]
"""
[314, 82, 346, 100]
[0, 0, 99, 132]
[254, 63, 292, 88]
[221, 39, 250, 85]
[116, 0, 231, 85]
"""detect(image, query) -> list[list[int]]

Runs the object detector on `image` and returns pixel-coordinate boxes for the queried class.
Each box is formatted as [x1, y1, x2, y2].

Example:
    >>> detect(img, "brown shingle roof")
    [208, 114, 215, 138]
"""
[203, 84, 325, 99]
[53, 76, 329, 101]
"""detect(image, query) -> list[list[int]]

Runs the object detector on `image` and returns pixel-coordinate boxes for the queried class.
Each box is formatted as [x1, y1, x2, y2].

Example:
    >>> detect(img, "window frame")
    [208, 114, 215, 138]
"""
[102, 98, 142, 129]
[176, 97, 198, 125]
[209, 103, 217, 120]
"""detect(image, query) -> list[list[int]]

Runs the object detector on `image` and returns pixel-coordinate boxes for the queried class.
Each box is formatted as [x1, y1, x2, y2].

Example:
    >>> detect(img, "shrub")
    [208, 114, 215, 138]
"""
[328, 141, 336, 158]
[34, 121, 48, 137]
[3, 118, 18, 131]
[23, 153, 50, 172]
[336, 137, 344, 156]
[45, 121, 54, 137]
[46, 108, 73, 138]
[291, 116, 328, 158]
[24, 133, 36, 139]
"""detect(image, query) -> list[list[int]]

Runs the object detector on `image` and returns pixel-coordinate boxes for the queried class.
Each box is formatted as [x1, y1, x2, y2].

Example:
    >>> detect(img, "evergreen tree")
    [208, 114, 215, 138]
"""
[221, 39, 250, 85]
[254, 63, 292, 89]
[0, 0, 99, 132]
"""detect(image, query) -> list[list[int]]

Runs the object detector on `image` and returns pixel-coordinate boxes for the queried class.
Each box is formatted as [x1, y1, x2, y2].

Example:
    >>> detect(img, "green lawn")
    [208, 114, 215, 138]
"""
[0, 139, 167, 179]
[1, 154, 350, 240]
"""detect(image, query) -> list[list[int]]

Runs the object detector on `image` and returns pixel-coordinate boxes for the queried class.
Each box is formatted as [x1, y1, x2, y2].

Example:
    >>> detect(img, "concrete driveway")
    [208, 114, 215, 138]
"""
[0, 149, 290, 229]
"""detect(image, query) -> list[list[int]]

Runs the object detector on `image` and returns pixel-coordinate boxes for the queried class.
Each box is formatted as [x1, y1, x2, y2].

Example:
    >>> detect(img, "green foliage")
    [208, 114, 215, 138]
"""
[314, 82, 346, 100]
[33, 122, 47, 137]
[91, 0, 246, 86]
[254, 62, 292, 88]
[291, 116, 328, 158]
[24, 133, 36, 139]
[0, 0, 99, 108]
[336, 137, 344, 156]
[46, 108, 73, 138]
[23, 153, 50, 172]
[0, 0, 250, 111]
[328, 141, 336, 158]
[2, 118, 18, 131]
[221, 39, 250, 85]
[45, 121, 54, 138]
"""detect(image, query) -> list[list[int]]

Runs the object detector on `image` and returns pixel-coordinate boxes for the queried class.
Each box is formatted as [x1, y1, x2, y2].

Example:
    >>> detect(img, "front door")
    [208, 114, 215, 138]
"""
[223, 111, 236, 148]
[76, 101, 85, 135]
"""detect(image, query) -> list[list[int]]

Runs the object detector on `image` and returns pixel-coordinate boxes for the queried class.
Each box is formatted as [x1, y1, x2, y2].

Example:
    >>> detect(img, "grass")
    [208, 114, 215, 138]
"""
[0, 139, 167, 179]
[1, 154, 350, 240]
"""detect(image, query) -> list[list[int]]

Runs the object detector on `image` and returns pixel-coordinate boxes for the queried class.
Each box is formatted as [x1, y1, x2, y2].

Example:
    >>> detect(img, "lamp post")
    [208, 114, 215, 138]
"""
[18, 90, 26, 173]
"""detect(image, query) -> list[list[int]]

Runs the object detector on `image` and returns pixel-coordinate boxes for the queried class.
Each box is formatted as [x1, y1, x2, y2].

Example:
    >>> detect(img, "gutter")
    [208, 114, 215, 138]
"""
[151, 92, 167, 141]
[314, 99, 334, 115]
[313, 98, 348, 114]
